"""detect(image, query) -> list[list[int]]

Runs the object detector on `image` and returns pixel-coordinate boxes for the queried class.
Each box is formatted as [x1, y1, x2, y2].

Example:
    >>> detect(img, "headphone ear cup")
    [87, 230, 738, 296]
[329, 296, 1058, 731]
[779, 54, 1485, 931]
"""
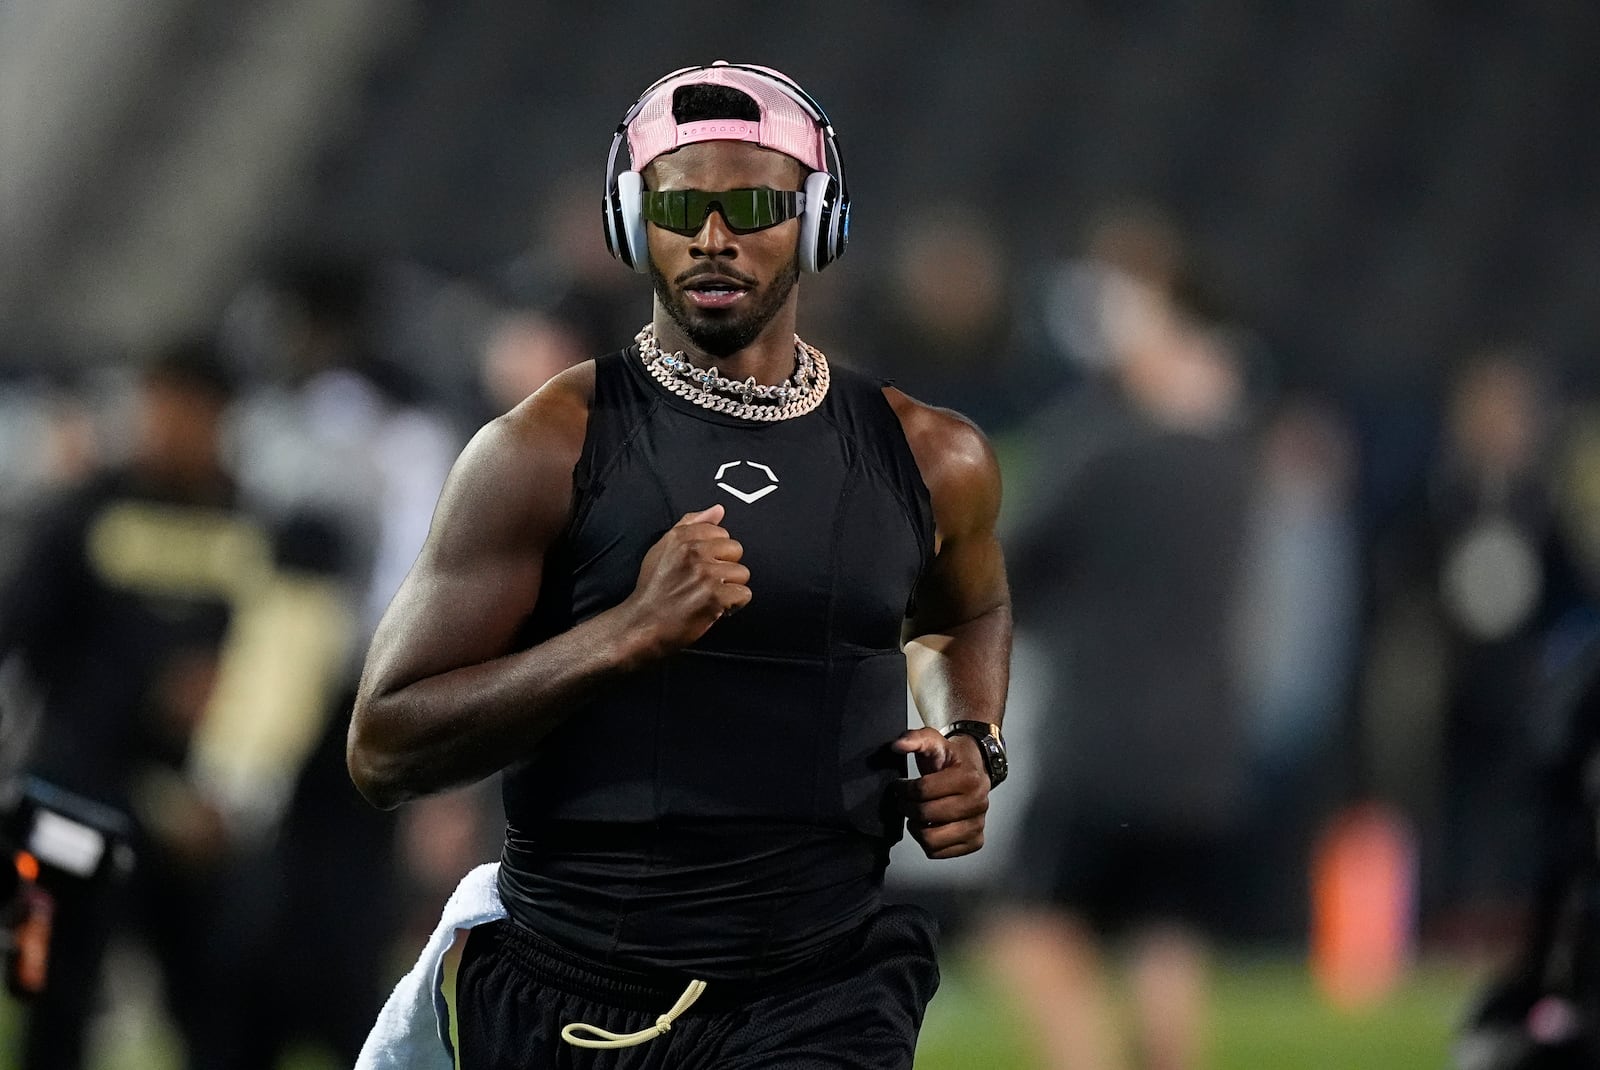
[828, 194, 849, 267]
[799, 171, 835, 273]
[614, 171, 649, 273]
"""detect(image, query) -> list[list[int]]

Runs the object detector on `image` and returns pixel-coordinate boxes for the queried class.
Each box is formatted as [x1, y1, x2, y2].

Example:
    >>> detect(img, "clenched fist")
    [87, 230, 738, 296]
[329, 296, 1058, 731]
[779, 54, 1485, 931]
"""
[621, 504, 752, 657]
[893, 727, 990, 859]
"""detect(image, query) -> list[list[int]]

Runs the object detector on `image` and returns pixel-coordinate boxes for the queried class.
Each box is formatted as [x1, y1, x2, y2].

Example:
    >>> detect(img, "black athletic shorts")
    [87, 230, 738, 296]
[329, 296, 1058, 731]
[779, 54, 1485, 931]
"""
[453, 904, 940, 1069]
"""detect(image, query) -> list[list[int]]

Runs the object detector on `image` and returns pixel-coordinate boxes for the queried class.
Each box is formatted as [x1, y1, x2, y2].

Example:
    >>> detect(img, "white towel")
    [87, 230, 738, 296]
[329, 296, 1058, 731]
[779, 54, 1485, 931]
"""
[356, 861, 507, 1070]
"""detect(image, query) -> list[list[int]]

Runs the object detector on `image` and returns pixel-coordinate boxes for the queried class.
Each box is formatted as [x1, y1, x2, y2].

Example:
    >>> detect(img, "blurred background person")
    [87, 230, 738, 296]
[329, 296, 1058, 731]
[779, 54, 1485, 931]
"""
[1363, 348, 1595, 955]
[980, 235, 1256, 1070]
[847, 201, 1068, 439]
[227, 255, 465, 644]
[1034, 203, 1190, 382]
[0, 343, 264, 1069]
[473, 289, 609, 426]
[1230, 398, 1364, 944]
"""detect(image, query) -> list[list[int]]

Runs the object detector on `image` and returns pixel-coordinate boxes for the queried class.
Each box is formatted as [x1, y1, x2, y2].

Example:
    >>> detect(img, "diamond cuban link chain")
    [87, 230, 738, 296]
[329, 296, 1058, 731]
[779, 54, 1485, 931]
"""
[636, 324, 830, 422]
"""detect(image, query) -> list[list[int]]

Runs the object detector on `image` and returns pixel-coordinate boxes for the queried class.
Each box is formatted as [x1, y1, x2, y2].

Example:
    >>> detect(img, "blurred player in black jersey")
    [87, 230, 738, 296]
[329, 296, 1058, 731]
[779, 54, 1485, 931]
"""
[0, 344, 260, 1070]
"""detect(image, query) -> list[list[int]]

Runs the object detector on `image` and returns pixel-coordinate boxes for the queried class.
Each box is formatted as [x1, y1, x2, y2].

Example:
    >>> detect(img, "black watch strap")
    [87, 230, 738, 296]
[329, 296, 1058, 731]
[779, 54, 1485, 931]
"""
[941, 720, 1008, 788]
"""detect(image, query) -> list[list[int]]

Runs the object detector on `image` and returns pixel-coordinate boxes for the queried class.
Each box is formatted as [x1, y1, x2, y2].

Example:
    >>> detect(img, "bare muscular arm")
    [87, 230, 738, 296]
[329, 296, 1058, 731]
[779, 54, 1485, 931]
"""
[347, 364, 751, 809]
[887, 388, 1012, 858]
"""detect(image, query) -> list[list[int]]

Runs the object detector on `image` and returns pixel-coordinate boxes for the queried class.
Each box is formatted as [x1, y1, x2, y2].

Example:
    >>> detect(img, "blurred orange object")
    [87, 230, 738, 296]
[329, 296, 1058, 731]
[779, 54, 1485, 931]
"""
[1310, 802, 1419, 1011]
[7, 854, 53, 998]
[14, 850, 38, 884]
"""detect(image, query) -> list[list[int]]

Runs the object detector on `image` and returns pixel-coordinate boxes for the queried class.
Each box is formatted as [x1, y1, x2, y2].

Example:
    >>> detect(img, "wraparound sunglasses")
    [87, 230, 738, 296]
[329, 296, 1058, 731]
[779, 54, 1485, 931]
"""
[641, 188, 805, 236]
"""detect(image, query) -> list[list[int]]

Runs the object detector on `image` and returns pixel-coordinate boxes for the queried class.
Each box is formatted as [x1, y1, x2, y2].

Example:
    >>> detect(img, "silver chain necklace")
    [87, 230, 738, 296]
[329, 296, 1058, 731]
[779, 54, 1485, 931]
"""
[635, 323, 830, 422]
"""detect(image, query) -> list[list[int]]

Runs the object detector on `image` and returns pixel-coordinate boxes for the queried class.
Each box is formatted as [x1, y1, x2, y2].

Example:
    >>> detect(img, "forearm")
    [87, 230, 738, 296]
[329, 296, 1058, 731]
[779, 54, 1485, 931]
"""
[904, 602, 1012, 730]
[348, 603, 653, 808]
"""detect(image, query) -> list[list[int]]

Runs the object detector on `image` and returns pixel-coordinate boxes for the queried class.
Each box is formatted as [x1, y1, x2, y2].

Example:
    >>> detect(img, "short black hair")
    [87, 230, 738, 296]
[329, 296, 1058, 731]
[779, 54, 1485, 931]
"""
[672, 84, 760, 124]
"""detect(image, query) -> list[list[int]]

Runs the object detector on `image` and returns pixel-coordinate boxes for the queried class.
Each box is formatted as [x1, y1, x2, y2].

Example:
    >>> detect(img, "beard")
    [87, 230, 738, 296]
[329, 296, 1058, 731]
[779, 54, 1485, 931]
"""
[650, 256, 801, 358]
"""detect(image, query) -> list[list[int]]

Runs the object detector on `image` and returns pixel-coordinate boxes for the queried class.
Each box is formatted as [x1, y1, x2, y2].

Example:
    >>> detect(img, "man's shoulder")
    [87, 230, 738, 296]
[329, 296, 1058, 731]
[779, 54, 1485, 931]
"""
[443, 362, 597, 504]
[878, 386, 1001, 528]
[429, 362, 601, 540]
[881, 387, 991, 470]
[497, 360, 597, 446]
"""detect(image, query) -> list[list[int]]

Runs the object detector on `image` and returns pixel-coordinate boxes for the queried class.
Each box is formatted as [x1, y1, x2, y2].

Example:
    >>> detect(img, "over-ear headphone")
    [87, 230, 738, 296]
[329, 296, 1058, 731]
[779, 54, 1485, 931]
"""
[601, 63, 850, 274]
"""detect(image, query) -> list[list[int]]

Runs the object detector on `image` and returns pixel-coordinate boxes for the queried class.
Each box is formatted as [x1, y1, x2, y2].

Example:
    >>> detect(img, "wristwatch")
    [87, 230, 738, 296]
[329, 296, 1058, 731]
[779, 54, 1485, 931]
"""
[942, 721, 1008, 788]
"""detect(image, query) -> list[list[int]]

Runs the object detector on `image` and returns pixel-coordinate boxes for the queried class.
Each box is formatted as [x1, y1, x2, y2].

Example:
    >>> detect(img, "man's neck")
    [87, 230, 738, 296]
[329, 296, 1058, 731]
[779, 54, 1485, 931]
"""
[651, 315, 801, 387]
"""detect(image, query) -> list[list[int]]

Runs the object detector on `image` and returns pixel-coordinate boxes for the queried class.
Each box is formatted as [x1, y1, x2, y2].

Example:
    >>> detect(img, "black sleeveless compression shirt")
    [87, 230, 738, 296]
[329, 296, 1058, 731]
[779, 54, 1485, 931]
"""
[497, 344, 935, 979]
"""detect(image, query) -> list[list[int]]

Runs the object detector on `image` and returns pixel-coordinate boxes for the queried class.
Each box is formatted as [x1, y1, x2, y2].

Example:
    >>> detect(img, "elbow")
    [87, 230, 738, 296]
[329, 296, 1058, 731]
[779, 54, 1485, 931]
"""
[345, 698, 414, 811]
[346, 752, 407, 811]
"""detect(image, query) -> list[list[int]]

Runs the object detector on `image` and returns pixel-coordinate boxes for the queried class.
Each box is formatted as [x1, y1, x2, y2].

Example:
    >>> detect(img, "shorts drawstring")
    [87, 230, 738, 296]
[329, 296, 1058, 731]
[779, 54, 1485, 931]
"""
[560, 978, 708, 1049]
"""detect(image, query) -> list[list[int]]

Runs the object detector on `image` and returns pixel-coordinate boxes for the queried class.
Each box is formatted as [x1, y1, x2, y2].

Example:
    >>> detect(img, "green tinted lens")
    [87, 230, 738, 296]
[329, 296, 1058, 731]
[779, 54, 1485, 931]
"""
[641, 189, 802, 235]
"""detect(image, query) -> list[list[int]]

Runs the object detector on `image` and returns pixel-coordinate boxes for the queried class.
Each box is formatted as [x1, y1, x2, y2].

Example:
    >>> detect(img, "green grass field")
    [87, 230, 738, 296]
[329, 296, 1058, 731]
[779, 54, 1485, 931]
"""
[2, 951, 1484, 1069]
[916, 952, 1483, 1069]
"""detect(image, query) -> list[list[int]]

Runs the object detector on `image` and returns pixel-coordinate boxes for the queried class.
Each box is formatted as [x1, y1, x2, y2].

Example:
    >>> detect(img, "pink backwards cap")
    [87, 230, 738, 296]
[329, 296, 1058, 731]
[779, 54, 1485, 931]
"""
[625, 62, 829, 174]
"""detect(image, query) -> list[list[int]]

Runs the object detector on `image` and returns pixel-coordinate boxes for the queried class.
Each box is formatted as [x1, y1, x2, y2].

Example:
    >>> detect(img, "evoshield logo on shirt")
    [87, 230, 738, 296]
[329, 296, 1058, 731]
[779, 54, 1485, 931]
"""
[715, 460, 779, 504]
